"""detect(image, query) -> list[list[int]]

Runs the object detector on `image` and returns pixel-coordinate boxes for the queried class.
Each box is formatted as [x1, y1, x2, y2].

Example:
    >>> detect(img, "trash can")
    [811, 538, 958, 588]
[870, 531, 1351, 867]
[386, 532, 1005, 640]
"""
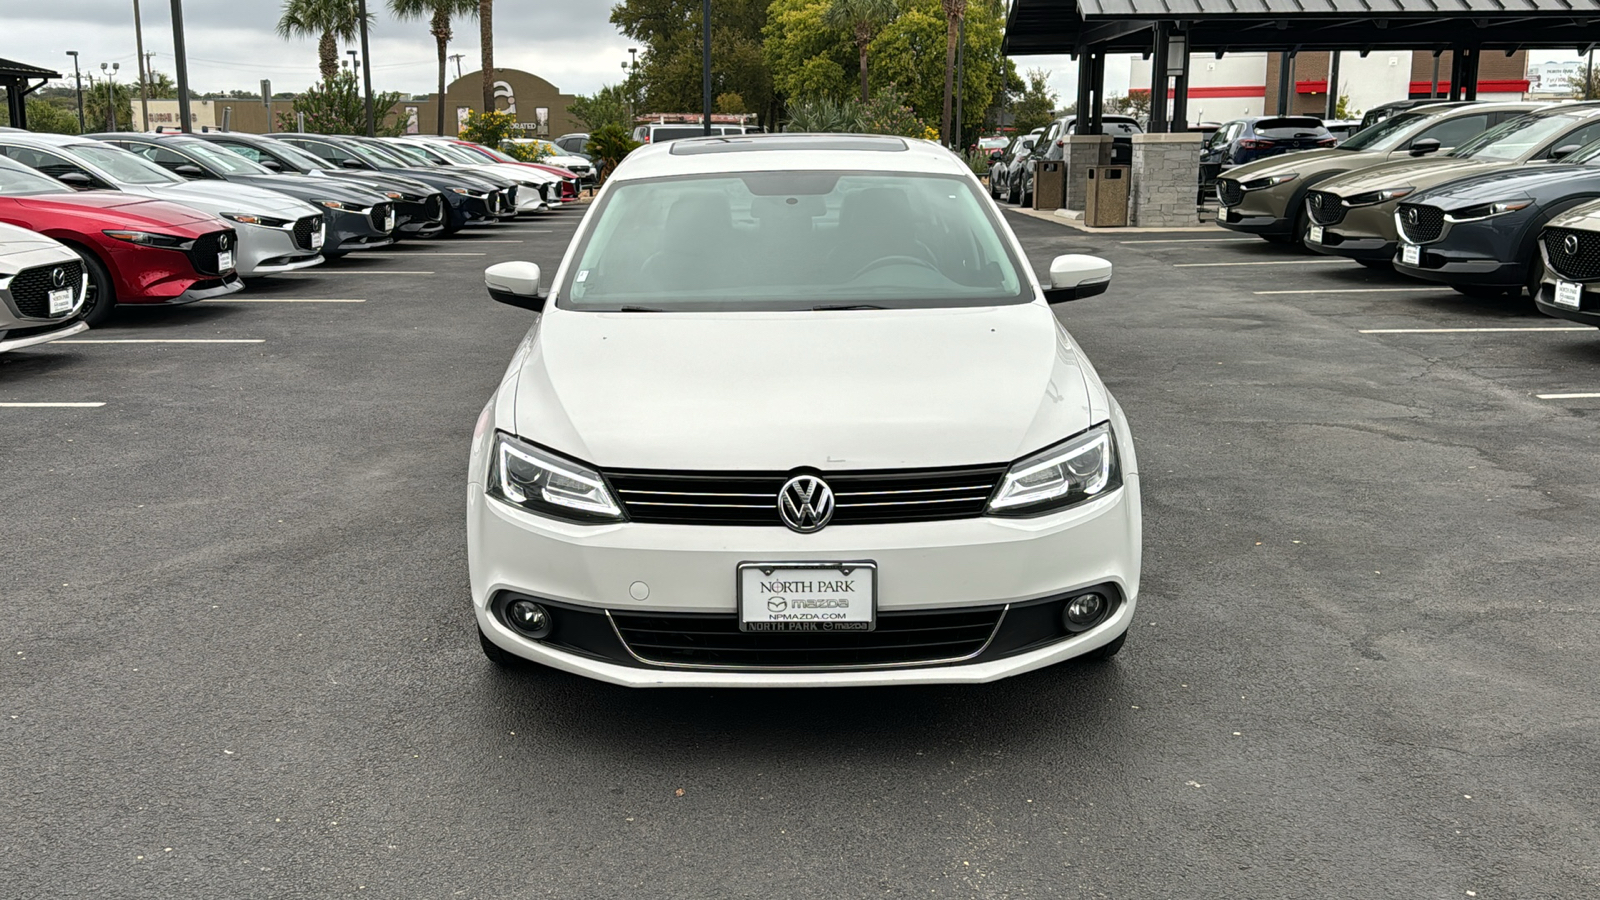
[1032, 160, 1065, 212]
[1084, 165, 1129, 227]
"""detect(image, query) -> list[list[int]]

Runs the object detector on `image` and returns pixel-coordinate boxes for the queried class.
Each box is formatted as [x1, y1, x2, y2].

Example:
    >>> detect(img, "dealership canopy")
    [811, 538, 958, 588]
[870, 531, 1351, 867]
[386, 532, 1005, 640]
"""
[1, 57, 62, 132]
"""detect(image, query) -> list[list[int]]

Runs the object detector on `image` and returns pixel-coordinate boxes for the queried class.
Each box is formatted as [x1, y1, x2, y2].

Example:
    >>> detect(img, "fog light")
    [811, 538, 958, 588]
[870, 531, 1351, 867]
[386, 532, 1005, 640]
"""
[504, 599, 552, 639]
[1063, 592, 1107, 631]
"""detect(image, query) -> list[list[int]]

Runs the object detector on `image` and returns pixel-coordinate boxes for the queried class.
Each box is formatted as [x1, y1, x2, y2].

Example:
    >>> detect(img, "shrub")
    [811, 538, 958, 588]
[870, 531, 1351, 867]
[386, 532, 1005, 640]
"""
[586, 123, 640, 184]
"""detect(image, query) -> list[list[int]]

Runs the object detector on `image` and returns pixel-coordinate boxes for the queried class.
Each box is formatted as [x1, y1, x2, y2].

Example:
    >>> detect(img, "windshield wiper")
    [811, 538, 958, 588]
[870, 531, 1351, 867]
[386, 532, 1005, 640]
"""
[811, 303, 887, 311]
[614, 305, 666, 312]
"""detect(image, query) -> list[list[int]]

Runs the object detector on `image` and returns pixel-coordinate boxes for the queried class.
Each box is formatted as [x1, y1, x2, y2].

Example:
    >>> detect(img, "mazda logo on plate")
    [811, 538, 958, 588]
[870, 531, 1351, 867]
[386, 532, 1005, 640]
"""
[778, 475, 834, 533]
[50, 267, 66, 288]
[1564, 233, 1580, 256]
[767, 598, 788, 612]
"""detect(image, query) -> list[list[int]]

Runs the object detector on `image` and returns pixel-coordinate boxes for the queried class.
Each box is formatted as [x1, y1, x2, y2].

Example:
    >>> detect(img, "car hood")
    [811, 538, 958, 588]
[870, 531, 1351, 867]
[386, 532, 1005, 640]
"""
[1546, 198, 1600, 231]
[0, 222, 74, 272]
[467, 162, 557, 184]
[510, 303, 1094, 471]
[1223, 148, 1365, 181]
[381, 167, 497, 192]
[1409, 163, 1600, 207]
[141, 180, 319, 218]
[1316, 156, 1507, 196]
[9, 190, 217, 224]
[234, 173, 389, 205]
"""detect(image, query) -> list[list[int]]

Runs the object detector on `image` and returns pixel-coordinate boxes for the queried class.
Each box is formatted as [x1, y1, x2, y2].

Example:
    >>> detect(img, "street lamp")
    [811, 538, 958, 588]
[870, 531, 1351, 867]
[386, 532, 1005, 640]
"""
[348, 49, 359, 73]
[623, 48, 638, 124]
[100, 62, 121, 131]
[66, 51, 84, 133]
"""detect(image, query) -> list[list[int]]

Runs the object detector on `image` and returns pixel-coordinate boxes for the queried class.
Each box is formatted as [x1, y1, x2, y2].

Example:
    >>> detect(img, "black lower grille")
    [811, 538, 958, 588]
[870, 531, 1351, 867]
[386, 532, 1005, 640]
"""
[188, 229, 234, 275]
[1543, 226, 1600, 280]
[611, 606, 1004, 668]
[606, 464, 1008, 526]
[1216, 179, 1244, 207]
[291, 215, 324, 251]
[1397, 203, 1445, 243]
[6, 259, 83, 319]
[426, 193, 445, 222]
[369, 202, 392, 232]
[1306, 190, 1347, 226]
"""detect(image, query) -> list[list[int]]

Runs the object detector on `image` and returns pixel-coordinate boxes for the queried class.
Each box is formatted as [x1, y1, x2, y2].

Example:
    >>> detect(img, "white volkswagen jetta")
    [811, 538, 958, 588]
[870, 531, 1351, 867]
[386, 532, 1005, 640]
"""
[468, 134, 1141, 687]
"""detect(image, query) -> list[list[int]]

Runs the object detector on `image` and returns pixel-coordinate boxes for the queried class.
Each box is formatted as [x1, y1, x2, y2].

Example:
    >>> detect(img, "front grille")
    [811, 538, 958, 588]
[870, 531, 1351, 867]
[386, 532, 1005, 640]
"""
[425, 193, 445, 222]
[610, 606, 1005, 668]
[369, 202, 391, 232]
[1543, 227, 1600, 280]
[505, 185, 518, 209]
[187, 229, 233, 275]
[605, 464, 1008, 526]
[291, 215, 324, 251]
[1306, 190, 1347, 226]
[6, 259, 83, 319]
[1397, 203, 1446, 244]
[1216, 179, 1244, 207]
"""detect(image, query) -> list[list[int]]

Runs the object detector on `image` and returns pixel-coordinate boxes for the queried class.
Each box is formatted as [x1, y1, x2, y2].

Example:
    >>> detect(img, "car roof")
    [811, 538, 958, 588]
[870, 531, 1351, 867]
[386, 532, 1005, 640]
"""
[613, 133, 967, 182]
[0, 132, 81, 147]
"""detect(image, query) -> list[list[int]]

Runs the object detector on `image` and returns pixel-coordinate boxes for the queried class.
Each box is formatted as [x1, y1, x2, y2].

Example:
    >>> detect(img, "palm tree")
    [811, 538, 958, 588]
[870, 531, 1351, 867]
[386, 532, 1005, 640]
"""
[939, 0, 966, 146]
[277, 0, 366, 83]
[389, 0, 478, 135]
[479, 0, 495, 114]
[822, 0, 898, 104]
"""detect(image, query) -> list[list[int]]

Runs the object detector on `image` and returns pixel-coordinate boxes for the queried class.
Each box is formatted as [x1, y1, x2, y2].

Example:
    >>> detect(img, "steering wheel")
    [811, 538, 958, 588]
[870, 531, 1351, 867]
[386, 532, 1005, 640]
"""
[852, 255, 941, 279]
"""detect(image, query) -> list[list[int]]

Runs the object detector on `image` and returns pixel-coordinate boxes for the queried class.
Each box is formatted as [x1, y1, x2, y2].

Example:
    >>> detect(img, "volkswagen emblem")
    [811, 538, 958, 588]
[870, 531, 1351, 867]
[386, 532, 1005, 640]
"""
[1564, 233, 1580, 256]
[49, 267, 67, 288]
[778, 474, 834, 533]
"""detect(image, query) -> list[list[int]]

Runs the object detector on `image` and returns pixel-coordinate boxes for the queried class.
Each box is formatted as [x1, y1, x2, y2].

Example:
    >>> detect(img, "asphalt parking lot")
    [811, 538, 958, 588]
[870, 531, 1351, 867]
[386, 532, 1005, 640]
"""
[5, 207, 1598, 898]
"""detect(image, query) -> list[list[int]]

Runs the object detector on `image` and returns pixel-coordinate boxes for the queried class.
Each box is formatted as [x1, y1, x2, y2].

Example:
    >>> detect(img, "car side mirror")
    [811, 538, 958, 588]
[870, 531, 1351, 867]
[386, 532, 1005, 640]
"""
[259, 158, 282, 172]
[1550, 144, 1581, 161]
[340, 158, 367, 169]
[1408, 138, 1442, 156]
[1044, 254, 1112, 303]
[173, 164, 205, 178]
[486, 261, 545, 311]
[56, 171, 94, 189]
[989, 149, 1004, 161]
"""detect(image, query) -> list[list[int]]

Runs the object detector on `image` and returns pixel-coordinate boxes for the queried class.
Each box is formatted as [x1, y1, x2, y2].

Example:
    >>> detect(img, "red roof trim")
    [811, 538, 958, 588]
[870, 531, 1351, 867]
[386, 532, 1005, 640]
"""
[1407, 79, 1530, 93]
[1129, 85, 1266, 99]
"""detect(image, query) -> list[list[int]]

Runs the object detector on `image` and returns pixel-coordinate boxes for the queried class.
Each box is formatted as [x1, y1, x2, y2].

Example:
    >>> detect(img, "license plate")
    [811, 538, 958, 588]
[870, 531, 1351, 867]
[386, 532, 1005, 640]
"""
[218, 250, 234, 271]
[738, 562, 876, 632]
[1554, 280, 1583, 309]
[1401, 243, 1420, 266]
[311, 229, 325, 250]
[1308, 224, 1324, 244]
[1217, 204, 1229, 216]
[385, 211, 395, 231]
[48, 288, 73, 315]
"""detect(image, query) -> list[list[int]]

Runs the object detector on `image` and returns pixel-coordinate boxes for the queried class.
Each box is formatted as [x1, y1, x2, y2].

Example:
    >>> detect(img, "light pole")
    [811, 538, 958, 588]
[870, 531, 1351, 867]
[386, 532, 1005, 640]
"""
[66, 51, 85, 133]
[133, 0, 151, 132]
[355, 0, 375, 137]
[171, 0, 194, 133]
[348, 49, 359, 74]
[622, 48, 638, 125]
[100, 62, 121, 131]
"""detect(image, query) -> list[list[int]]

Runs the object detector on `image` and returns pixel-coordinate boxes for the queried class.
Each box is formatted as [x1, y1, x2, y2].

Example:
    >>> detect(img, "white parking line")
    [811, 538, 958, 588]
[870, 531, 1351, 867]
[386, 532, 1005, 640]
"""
[1538, 392, 1600, 399]
[0, 401, 105, 408]
[57, 339, 265, 344]
[1360, 327, 1592, 334]
[465, 240, 524, 243]
[278, 270, 434, 275]
[347, 252, 486, 256]
[1255, 288, 1443, 295]
[1175, 260, 1350, 268]
[1120, 238, 1257, 244]
[209, 298, 366, 303]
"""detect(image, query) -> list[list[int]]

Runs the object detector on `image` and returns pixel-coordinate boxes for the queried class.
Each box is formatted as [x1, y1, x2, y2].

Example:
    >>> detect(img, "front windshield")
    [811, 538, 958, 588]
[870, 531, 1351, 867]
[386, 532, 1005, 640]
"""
[69, 143, 184, 184]
[386, 143, 443, 165]
[561, 171, 1026, 312]
[473, 145, 518, 163]
[1337, 112, 1427, 151]
[1452, 114, 1576, 161]
[433, 143, 491, 165]
[347, 140, 409, 168]
[174, 141, 272, 175]
[0, 160, 72, 195]
[272, 141, 335, 170]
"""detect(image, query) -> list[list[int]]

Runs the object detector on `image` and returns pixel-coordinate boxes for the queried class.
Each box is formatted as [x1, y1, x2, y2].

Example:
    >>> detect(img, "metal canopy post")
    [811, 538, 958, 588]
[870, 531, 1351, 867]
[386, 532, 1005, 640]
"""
[1089, 50, 1106, 134]
[1149, 22, 1169, 134]
[1448, 51, 1463, 100]
[1276, 51, 1293, 115]
[1170, 32, 1190, 131]
[1325, 50, 1341, 120]
[1076, 50, 1092, 127]
[1462, 48, 1480, 100]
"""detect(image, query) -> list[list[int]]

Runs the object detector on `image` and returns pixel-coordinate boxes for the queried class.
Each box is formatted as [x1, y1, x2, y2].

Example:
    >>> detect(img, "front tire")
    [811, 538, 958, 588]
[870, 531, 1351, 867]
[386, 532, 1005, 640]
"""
[1081, 631, 1127, 663]
[69, 244, 116, 327]
[478, 626, 524, 669]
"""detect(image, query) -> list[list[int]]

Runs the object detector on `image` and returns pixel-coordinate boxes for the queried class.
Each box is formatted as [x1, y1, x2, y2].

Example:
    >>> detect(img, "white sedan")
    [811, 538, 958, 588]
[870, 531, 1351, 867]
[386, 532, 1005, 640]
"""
[0, 222, 88, 352]
[0, 133, 324, 277]
[468, 134, 1141, 687]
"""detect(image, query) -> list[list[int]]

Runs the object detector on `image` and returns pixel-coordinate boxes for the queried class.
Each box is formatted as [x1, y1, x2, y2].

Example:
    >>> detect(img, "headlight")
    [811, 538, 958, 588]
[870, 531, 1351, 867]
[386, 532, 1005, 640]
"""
[1242, 173, 1298, 190]
[102, 229, 191, 248]
[986, 423, 1121, 516]
[222, 213, 291, 227]
[1344, 187, 1414, 207]
[487, 432, 624, 523]
[317, 199, 349, 210]
[1445, 199, 1534, 223]
[383, 191, 404, 200]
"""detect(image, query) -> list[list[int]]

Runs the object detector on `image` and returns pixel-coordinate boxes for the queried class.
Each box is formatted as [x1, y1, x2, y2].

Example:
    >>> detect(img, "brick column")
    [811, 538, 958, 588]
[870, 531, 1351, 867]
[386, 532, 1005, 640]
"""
[1129, 133, 1202, 227]
[1064, 135, 1112, 212]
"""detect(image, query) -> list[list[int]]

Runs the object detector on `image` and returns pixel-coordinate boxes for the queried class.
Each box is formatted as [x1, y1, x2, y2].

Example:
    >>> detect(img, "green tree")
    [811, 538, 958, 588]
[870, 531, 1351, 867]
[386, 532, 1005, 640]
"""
[1570, 65, 1600, 100]
[277, 0, 368, 83]
[1333, 93, 1359, 119]
[612, 0, 778, 128]
[389, 0, 477, 136]
[822, 0, 899, 102]
[479, 0, 495, 112]
[567, 84, 633, 131]
[142, 69, 177, 99]
[0, 98, 80, 134]
[280, 69, 407, 135]
[459, 108, 516, 145]
[868, 0, 1004, 145]
[82, 75, 135, 132]
[1008, 67, 1055, 135]
[585, 123, 640, 184]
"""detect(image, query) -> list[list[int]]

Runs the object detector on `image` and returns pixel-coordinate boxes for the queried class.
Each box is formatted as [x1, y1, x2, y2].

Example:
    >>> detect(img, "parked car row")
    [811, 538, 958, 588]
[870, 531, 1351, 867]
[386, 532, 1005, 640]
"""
[1215, 101, 1600, 327]
[0, 131, 581, 345]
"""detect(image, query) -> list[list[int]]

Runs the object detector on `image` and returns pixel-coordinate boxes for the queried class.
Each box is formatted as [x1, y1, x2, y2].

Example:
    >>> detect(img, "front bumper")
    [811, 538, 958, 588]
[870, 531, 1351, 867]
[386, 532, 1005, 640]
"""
[1304, 203, 1399, 261]
[235, 221, 323, 276]
[1392, 215, 1532, 287]
[0, 319, 88, 353]
[468, 472, 1142, 687]
[1535, 277, 1600, 327]
[324, 207, 396, 255]
[1214, 180, 1295, 236]
[177, 275, 246, 303]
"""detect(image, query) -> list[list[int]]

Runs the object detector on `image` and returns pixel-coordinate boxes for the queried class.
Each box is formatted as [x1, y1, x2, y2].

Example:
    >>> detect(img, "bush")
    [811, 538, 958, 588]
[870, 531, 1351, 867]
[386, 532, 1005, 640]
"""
[786, 96, 862, 133]
[459, 109, 518, 146]
[501, 141, 551, 163]
[586, 123, 640, 185]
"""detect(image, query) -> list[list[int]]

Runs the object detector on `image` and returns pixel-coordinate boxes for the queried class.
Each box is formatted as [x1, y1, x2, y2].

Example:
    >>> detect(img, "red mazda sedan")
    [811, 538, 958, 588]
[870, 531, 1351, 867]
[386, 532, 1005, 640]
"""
[0, 157, 242, 325]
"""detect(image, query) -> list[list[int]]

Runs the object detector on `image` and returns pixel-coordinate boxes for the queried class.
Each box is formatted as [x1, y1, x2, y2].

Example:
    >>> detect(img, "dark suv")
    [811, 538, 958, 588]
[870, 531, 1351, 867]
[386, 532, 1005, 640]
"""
[1201, 117, 1336, 170]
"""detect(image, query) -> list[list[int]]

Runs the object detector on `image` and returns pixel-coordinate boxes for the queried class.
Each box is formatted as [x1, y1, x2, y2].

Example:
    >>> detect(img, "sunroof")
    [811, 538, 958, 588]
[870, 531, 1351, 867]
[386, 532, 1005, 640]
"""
[669, 135, 909, 155]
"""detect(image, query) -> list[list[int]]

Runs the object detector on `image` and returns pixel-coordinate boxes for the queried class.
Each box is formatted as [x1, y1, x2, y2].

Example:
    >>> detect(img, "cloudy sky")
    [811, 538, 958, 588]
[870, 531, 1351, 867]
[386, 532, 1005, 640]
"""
[11, 1, 1588, 104]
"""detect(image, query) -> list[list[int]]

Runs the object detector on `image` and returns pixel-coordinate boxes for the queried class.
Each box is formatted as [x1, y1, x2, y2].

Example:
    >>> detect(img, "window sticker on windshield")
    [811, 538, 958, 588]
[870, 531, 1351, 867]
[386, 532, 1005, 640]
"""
[576, 270, 589, 282]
